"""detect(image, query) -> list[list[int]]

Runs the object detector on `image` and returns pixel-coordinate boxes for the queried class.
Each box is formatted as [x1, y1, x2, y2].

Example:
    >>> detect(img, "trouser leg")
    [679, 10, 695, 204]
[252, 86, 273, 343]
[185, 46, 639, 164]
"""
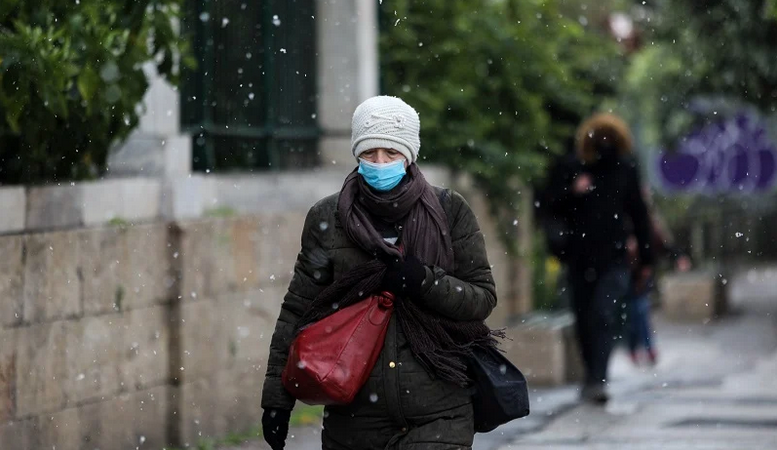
[586, 267, 630, 382]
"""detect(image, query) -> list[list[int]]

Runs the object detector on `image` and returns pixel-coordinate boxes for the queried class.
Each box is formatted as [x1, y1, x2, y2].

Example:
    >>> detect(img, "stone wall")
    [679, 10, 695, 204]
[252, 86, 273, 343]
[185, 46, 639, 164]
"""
[0, 213, 306, 449]
[0, 176, 533, 449]
[0, 224, 176, 449]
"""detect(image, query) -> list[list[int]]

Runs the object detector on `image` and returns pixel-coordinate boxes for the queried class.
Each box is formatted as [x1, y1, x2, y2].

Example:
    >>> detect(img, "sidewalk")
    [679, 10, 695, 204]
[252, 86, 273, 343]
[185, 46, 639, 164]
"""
[497, 267, 777, 450]
[225, 267, 777, 450]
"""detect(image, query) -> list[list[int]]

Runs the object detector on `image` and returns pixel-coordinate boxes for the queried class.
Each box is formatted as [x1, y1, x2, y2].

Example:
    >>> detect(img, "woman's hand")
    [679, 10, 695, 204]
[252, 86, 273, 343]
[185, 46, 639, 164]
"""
[262, 408, 291, 450]
[572, 173, 593, 195]
[675, 255, 692, 272]
[381, 254, 427, 299]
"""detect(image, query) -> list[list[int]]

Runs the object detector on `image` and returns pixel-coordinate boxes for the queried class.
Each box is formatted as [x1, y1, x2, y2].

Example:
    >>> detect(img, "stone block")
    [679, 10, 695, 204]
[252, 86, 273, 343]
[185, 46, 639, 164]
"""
[219, 290, 278, 371]
[178, 376, 221, 446]
[124, 224, 174, 308]
[316, 0, 362, 132]
[179, 220, 215, 299]
[26, 184, 82, 230]
[502, 312, 584, 386]
[15, 322, 68, 416]
[255, 213, 307, 287]
[39, 386, 169, 450]
[39, 405, 82, 450]
[164, 135, 192, 177]
[77, 227, 129, 315]
[179, 300, 228, 382]
[107, 134, 166, 177]
[319, 136, 357, 173]
[0, 187, 25, 233]
[232, 218, 261, 292]
[0, 235, 24, 327]
[0, 328, 17, 421]
[122, 178, 162, 221]
[0, 418, 40, 450]
[63, 315, 123, 406]
[208, 219, 241, 295]
[179, 220, 226, 298]
[179, 213, 311, 301]
[216, 365, 263, 436]
[161, 174, 216, 220]
[179, 218, 257, 299]
[23, 231, 81, 323]
[660, 271, 727, 321]
[121, 306, 169, 391]
[177, 368, 262, 446]
[110, 386, 169, 449]
[81, 179, 126, 226]
[82, 178, 161, 226]
[212, 172, 343, 214]
[140, 76, 181, 136]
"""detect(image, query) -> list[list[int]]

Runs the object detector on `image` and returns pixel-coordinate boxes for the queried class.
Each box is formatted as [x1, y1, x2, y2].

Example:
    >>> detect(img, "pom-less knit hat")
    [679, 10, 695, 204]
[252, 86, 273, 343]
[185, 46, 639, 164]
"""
[351, 96, 421, 163]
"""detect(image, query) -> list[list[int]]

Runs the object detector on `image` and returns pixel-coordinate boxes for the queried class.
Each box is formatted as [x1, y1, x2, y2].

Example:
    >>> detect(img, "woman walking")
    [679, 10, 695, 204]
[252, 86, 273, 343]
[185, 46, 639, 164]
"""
[261, 96, 498, 449]
[545, 113, 655, 404]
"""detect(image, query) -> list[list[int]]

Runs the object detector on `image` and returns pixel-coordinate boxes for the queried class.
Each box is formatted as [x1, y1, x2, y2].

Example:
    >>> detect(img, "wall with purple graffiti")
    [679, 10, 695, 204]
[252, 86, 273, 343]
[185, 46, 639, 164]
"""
[656, 113, 777, 195]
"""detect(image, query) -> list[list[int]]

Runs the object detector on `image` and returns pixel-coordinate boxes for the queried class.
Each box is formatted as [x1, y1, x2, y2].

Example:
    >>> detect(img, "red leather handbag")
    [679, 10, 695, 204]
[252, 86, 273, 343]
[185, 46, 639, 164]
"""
[282, 292, 395, 405]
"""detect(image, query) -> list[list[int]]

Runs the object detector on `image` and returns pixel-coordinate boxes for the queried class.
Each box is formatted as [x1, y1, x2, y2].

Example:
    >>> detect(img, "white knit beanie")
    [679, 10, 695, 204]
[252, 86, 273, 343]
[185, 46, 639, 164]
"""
[351, 96, 421, 163]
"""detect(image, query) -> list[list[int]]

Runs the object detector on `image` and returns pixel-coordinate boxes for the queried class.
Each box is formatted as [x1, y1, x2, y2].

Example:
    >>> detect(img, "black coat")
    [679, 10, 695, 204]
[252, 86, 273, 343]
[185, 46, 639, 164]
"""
[261, 187, 496, 449]
[545, 154, 655, 271]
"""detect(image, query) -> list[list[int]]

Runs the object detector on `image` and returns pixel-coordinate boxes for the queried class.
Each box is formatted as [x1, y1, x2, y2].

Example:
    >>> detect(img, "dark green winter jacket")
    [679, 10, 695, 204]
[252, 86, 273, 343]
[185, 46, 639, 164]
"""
[261, 187, 497, 449]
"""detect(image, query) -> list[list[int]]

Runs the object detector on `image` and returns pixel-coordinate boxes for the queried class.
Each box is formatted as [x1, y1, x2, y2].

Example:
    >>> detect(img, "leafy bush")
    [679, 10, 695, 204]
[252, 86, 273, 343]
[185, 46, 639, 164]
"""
[0, 0, 190, 184]
[531, 230, 565, 311]
[622, 0, 777, 149]
[380, 0, 622, 252]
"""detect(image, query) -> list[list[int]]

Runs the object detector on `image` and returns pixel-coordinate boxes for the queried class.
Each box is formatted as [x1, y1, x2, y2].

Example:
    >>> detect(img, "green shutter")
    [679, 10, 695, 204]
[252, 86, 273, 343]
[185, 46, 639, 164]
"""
[181, 0, 319, 171]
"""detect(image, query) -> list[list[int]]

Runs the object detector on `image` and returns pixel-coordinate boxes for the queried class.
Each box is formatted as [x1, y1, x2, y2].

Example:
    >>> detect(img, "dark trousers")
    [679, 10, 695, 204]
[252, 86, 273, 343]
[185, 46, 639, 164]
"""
[568, 265, 630, 385]
[625, 277, 655, 352]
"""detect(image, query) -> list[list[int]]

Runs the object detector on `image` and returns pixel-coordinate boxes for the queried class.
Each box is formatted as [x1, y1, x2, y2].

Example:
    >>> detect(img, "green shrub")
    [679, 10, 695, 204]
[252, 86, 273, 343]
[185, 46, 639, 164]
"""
[380, 0, 623, 253]
[0, 0, 191, 184]
[531, 229, 565, 311]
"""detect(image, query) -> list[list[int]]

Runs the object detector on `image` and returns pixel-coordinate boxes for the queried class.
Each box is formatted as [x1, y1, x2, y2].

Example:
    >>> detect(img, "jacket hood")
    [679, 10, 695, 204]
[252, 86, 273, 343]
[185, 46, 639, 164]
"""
[575, 113, 633, 163]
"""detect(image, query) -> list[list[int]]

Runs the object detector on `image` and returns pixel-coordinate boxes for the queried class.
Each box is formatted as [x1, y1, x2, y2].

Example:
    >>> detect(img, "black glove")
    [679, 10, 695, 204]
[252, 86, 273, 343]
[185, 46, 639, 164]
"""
[262, 408, 291, 450]
[381, 253, 427, 300]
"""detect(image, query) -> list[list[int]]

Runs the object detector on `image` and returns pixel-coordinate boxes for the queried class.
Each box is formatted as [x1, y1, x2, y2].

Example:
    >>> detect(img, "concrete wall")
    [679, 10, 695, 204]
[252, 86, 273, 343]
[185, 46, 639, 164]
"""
[0, 171, 532, 449]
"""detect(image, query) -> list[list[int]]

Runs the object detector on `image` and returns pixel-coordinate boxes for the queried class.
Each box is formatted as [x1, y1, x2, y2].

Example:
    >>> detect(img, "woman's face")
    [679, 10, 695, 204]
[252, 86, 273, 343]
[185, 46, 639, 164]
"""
[360, 148, 408, 167]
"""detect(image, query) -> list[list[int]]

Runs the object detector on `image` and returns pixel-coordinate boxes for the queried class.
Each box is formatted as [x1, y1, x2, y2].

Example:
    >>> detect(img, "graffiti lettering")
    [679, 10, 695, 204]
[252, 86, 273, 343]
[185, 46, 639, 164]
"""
[657, 113, 777, 194]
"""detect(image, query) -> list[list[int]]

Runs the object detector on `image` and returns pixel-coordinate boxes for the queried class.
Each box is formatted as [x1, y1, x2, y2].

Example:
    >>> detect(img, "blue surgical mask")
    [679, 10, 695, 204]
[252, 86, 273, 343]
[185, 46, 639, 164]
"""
[358, 159, 407, 191]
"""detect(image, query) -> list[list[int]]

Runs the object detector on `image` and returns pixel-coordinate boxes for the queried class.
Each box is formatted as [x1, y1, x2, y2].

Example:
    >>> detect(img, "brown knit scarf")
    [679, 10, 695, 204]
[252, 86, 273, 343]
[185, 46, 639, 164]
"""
[296, 164, 502, 387]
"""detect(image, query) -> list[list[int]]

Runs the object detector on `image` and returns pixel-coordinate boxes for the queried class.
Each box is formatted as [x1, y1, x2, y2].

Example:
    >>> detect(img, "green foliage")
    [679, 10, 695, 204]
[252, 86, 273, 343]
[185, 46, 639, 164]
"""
[0, 0, 190, 184]
[204, 206, 238, 218]
[531, 231, 564, 311]
[380, 0, 622, 252]
[290, 404, 324, 427]
[622, 0, 777, 148]
[768, 0, 777, 20]
[107, 216, 131, 227]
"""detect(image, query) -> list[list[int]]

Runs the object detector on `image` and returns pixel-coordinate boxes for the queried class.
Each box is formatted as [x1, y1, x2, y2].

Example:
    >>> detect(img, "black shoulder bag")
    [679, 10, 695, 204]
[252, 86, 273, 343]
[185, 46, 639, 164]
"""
[470, 345, 530, 432]
[436, 188, 531, 433]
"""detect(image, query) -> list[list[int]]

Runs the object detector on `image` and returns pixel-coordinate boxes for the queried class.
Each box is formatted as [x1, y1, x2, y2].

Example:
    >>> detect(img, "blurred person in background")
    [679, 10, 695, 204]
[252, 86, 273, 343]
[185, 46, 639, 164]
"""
[624, 187, 692, 366]
[545, 113, 654, 404]
[261, 96, 498, 449]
